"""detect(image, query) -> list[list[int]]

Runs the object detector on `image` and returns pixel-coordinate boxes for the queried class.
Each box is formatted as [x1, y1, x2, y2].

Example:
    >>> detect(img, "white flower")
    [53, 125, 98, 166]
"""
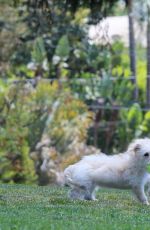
[52, 55, 61, 65]
[42, 59, 49, 71]
[27, 62, 37, 70]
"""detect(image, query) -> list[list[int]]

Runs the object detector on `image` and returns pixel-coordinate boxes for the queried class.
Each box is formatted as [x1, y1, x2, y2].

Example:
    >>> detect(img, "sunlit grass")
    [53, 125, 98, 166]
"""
[0, 184, 150, 230]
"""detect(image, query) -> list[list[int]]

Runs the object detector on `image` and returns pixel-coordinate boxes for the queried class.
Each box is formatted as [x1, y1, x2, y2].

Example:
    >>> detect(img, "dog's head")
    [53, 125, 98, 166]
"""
[128, 138, 150, 165]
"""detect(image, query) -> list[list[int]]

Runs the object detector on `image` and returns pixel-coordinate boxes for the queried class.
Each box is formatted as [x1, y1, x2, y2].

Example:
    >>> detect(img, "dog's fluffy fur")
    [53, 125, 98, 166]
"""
[64, 138, 150, 205]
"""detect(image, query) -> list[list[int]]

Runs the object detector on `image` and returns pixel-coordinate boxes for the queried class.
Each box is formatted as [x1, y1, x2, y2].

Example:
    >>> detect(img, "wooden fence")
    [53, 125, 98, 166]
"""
[3, 77, 150, 149]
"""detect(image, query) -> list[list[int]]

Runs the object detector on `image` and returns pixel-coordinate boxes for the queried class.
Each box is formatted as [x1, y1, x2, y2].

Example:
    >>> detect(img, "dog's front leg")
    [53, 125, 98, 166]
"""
[133, 186, 149, 205]
[145, 173, 150, 196]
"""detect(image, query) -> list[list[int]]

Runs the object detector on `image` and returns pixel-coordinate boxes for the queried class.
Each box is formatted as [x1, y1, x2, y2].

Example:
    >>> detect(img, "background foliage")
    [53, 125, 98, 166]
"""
[0, 80, 93, 184]
[0, 0, 150, 184]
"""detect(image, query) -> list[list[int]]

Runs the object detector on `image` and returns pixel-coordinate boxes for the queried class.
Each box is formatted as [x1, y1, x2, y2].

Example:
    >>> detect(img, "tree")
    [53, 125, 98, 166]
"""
[2, 0, 120, 80]
[147, 4, 150, 107]
[126, 0, 138, 101]
[133, 0, 150, 106]
[14, 0, 118, 22]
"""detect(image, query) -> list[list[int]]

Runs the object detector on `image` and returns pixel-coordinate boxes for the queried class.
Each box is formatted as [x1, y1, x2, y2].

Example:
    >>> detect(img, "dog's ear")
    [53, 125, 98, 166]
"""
[133, 144, 141, 152]
[127, 141, 141, 153]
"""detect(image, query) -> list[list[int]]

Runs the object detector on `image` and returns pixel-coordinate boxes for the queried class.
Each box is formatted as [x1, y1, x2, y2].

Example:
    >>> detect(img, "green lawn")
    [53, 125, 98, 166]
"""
[0, 184, 150, 230]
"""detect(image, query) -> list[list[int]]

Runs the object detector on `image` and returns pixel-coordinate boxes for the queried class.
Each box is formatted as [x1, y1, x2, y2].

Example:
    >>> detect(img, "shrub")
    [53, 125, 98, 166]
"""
[0, 79, 93, 184]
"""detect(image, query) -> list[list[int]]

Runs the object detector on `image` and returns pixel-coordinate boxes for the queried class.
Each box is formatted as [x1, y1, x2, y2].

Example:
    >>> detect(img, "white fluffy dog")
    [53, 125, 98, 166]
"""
[64, 138, 150, 205]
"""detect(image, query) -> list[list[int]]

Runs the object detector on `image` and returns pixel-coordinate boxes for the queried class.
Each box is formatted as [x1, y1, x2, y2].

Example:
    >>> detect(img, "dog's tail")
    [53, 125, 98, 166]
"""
[64, 166, 74, 187]
[64, 166, 85, 190]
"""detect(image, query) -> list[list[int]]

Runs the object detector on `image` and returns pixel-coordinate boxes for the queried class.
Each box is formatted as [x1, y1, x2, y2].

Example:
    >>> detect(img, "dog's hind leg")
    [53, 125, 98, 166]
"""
[84, 191, 97, 201]
[68, 187, 85, 200]
[84, 184, 97, 201]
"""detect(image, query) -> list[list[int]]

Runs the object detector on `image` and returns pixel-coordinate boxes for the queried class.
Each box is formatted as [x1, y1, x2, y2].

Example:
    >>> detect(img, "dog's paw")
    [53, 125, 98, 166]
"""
[142, 200, 149, 205]
[92, 198, 98, 201]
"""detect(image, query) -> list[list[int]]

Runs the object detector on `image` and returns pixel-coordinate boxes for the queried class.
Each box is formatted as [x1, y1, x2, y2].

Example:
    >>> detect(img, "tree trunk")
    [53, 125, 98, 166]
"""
[128, 0, 138, 101]
[147, 5, 150, 107]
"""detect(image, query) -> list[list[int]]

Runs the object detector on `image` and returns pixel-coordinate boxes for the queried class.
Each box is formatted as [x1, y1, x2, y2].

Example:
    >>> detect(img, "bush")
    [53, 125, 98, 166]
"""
[0, 79, 93, 184]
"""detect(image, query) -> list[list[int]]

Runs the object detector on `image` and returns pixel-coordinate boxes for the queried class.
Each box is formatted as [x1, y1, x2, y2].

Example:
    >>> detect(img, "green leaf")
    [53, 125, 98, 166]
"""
[31, 37, 46, 63]
[55, 35, 70, 59]
[127, 103, 143, 128]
